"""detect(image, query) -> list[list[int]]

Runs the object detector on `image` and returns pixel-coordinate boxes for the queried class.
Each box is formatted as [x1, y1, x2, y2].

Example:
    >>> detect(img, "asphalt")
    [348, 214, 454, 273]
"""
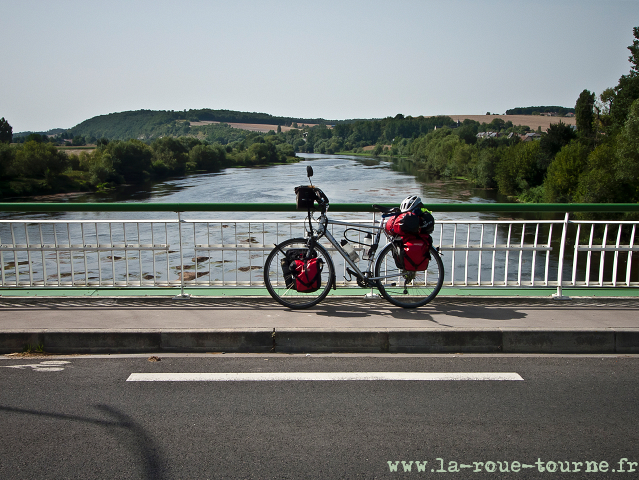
[2, 294, 639, 355]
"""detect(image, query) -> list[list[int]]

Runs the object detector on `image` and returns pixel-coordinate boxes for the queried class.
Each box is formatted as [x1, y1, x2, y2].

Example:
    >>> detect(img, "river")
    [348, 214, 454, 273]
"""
[2, 153, 511, 222]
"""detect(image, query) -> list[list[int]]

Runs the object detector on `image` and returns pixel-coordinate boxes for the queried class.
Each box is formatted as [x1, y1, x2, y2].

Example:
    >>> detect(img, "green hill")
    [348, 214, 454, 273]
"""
[67, 109, 336, 141]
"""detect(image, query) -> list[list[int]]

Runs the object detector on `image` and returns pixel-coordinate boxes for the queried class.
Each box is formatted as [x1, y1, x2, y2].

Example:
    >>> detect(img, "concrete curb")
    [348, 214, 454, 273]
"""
[2, 328, 639, 354]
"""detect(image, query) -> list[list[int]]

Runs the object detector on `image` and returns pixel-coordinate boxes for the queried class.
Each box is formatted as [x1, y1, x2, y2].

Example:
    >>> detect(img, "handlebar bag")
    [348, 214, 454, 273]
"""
[295, 185, 317, 210]
[291, 257, 323, 292]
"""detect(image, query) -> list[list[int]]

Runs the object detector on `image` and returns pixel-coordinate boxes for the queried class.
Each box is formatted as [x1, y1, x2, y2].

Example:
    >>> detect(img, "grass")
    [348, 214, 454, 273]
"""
[22, 343, 45, 354]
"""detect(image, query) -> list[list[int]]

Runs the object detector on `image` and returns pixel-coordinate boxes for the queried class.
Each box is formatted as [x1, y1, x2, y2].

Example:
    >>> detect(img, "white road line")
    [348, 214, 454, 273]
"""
[126, 372, 524, 382]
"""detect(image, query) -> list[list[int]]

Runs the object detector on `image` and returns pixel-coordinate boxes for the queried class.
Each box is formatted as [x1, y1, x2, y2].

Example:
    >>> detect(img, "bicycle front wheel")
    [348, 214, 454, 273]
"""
[374, 243, 444, 308]
[264, 238, 335, 309]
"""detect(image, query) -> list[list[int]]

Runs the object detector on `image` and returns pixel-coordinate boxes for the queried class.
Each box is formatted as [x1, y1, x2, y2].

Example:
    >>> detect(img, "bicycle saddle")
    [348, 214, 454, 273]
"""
[372, 204, 399, 214]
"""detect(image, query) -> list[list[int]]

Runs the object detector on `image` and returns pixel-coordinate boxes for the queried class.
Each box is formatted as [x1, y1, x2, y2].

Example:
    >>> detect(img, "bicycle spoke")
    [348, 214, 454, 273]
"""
[264, 238, 334, 309]
[375, 244, 444, 308]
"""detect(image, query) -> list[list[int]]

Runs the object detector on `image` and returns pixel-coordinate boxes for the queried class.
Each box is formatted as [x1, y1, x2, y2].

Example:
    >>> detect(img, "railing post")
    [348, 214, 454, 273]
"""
[553, 212, 570, 299]
[173, 211, 191, 299]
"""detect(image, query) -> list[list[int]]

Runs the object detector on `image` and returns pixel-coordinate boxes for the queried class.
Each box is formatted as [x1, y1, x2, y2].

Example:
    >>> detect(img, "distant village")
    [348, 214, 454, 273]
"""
[476, 110, 576, 140]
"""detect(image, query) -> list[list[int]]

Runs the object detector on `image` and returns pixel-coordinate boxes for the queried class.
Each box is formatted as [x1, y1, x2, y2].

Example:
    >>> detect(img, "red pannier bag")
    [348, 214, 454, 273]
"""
[384, 212, 421, 237]
[400, 234, 432, 271]
[291, 257, 323, 292]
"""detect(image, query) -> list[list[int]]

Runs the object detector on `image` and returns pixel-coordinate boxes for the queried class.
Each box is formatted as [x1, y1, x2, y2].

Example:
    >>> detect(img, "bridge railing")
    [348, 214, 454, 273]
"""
[0, 203, 638, 297]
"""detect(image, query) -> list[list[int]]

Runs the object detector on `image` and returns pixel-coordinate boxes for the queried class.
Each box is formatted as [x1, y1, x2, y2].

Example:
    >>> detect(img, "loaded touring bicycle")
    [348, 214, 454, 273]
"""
[264, 166, 444, 309]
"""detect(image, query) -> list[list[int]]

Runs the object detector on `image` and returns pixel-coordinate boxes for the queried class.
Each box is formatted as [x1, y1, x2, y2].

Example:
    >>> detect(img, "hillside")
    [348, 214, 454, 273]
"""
[67, 109, 335, 141]
[65, 108, 575, 142]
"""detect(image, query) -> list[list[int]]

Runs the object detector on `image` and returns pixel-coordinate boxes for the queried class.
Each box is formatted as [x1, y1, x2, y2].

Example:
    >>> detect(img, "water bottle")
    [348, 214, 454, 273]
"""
[361, 233, 372, 260]
[340, 239, 360, 262]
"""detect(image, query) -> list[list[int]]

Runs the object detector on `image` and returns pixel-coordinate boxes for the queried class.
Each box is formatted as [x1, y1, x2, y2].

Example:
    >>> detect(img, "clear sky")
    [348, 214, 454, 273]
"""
[1, 0, 638, 132]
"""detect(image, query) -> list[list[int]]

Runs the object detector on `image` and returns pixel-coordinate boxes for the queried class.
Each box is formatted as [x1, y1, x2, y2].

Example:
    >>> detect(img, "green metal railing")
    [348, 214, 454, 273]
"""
[0, 202, 638, 213]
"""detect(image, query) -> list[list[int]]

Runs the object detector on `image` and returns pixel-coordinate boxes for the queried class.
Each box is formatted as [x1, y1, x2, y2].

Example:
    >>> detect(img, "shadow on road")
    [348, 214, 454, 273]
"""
[0, 404, 167, 480]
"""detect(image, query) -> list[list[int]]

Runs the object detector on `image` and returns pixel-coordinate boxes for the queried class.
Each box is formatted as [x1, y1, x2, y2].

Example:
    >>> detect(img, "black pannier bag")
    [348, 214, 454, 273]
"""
[280, 248, 323, 292]
[294, 185, 317, 210]
[280, 249, 308, 289]
[419, 210, 435, 234]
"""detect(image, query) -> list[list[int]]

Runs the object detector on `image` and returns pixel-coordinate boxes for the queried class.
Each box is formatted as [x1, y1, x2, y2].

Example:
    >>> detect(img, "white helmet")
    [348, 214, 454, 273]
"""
[400, 195, 422, 212]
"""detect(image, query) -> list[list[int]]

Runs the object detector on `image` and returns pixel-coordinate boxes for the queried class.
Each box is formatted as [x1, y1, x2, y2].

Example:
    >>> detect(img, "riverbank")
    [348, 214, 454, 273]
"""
[0, 142, 300, 201]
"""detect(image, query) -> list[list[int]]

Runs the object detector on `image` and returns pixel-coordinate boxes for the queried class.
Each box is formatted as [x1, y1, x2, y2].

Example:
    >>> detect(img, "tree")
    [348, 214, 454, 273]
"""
[611, 26, 639, 129]
[495, 141, 542, 196]
[0, 142, 15, 178]
[13, 141, 69, 178]
[487, 118, 506, 132]
[543, 141, 590, 202]
[0, 117, 12, 144]
[598, 87, 615, 115]
[189, 144, 226, 170]
[575, 89, 595, 139]
[105, 140, 153, 181]
[574, 142, 620, 203]
[615, 97, 639, 201]
[26, 133, 46, 143]
[539, 121, 577, 169]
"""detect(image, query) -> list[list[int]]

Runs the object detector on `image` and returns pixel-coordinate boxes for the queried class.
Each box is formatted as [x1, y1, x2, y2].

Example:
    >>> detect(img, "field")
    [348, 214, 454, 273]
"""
[192, 115, 574, 134]
[189, 121, 320, 133]
[443, 114, 575, 131]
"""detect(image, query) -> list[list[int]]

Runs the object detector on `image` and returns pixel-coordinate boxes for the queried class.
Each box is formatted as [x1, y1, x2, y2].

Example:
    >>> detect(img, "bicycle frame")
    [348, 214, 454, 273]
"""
[310, 212, 398, 283]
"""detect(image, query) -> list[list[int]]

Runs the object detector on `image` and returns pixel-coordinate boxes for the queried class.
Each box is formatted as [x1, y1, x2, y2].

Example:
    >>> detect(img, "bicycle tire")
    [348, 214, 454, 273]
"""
[264, 237, 335, 309]
[374, 243, 444, 308]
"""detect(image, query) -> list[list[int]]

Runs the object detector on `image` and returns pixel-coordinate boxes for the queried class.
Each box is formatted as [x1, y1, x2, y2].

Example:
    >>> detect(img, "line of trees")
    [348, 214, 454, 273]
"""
[506, 106, 575, 116]
[0, 133, 297, 197]
[297, 26, 639, 208]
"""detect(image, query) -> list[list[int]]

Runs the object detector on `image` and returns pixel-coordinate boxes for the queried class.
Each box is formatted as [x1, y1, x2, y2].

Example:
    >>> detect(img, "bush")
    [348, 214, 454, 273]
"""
[276, 143, 295, 157]
[495, 141, 542, 196]
[543, 141, 590, 202]
[470, 147, 501, 188]
[12, 141, 69, 178]
[189, 144, 226, 170]
[0, 142, 16, 178]
[574, 142, 620, 203]
[104, 140, 153, 181]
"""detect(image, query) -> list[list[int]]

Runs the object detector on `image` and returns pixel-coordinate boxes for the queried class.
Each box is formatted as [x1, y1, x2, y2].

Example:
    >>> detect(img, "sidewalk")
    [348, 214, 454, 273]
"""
[2, 294, 639, 354]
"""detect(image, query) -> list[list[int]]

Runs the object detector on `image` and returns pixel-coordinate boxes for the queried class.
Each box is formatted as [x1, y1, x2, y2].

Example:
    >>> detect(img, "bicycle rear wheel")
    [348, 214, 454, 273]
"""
[264, 238, 334, 309]
[374, 243, 444, 308]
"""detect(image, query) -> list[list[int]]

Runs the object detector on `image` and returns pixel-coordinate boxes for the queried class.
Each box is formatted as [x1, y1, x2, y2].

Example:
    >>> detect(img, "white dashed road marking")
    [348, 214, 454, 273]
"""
[126, 372, 524, 382]
[1, 361, 71, 372]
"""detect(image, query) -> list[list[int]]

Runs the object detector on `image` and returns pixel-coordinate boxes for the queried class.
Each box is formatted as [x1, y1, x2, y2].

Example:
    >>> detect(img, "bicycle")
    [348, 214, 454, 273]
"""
[263, 166, 444, 309]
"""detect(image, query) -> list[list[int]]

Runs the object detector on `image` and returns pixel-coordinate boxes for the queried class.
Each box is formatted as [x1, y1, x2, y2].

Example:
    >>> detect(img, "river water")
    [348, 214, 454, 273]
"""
[3, 153, 509, 222]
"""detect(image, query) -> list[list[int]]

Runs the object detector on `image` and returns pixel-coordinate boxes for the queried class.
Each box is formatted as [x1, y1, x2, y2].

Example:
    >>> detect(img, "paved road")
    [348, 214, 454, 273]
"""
[1, 354, 639, 479]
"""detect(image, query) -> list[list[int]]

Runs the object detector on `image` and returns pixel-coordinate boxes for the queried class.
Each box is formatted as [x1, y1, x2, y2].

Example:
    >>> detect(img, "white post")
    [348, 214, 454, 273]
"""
[173, 211, 191, 299]
[552, 212, 570, 299]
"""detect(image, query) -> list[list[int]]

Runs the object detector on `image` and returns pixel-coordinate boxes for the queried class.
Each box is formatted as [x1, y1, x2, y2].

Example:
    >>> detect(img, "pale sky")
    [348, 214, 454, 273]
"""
[2, 0, 638, 132]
